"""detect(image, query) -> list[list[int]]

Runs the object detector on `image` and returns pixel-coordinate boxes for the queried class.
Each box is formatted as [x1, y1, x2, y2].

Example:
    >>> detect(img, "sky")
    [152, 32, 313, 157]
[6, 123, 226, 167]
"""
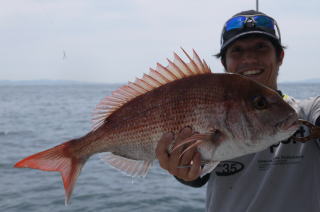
[1, 0, 320, 83]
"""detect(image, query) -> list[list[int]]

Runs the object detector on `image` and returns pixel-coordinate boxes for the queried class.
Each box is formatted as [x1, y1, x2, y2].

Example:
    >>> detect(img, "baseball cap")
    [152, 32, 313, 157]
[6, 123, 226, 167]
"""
[219, 10, 282, 55]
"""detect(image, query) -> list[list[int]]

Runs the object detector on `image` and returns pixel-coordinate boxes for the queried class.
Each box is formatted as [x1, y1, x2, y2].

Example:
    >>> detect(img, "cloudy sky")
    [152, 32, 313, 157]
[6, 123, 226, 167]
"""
[1, 0, 319, 83]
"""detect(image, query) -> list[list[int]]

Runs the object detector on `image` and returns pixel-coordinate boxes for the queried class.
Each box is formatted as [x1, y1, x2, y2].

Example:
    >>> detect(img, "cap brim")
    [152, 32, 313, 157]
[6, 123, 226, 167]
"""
[220, 31, 280, 54]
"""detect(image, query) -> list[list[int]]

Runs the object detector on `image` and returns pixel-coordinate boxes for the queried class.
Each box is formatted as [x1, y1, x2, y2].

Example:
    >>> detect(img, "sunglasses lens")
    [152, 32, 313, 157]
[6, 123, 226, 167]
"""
[225, 16, 246, 31]
[225, 16, 275, 32]
[253, 16, 274, 29]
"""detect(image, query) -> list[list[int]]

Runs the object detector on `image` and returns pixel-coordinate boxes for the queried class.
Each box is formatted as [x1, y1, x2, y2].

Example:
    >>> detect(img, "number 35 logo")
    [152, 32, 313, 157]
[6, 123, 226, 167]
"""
[215, 161, 244, 176]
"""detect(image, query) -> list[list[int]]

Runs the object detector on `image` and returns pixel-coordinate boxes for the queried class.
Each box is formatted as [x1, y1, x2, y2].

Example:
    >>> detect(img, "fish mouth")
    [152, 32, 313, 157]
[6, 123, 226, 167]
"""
[275, 112, 299, 132]
[244, 113, 299, 148]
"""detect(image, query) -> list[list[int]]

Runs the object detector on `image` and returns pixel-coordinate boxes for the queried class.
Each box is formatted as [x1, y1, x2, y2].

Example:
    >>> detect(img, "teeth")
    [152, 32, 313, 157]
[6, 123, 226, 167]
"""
[242, 70, 262, 76]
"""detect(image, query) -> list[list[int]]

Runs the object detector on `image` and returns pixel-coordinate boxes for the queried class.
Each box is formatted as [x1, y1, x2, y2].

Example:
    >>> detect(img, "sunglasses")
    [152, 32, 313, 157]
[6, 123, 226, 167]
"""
[225, 15, 276, 31]
[221, 15, 281, 45]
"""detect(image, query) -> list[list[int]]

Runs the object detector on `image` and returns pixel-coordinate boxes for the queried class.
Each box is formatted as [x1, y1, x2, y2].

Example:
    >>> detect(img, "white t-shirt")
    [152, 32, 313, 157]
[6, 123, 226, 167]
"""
[206, 96, 320, 212]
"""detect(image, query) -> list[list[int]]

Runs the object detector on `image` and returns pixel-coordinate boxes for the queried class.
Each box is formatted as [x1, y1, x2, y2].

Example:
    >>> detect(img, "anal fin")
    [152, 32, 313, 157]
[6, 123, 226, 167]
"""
[101, 153, 152, 177]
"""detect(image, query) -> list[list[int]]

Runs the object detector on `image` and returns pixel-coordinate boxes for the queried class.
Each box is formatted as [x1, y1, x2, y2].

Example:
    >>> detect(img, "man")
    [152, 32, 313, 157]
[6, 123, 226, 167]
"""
[156, 10, 320, 212]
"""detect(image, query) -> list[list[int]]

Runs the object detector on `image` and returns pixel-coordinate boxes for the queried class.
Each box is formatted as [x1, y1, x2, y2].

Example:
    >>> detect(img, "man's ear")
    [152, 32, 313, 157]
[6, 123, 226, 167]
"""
[278, 50, 284, 65]
[221, 58, 227, 70]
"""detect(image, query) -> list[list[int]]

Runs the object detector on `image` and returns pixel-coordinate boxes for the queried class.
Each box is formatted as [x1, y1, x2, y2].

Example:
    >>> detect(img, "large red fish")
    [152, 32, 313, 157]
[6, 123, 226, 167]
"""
[14, 49, 299, 204]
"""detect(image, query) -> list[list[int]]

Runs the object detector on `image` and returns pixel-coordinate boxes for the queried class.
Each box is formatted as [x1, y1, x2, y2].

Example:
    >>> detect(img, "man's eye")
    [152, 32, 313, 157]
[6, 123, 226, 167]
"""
[256, 43, 268, 50]
[231, 47, 242, 53]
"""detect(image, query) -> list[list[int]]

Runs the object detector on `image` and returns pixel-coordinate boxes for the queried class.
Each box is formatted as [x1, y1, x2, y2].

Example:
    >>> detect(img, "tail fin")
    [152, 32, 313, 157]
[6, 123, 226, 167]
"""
[14, 140, 87, 205]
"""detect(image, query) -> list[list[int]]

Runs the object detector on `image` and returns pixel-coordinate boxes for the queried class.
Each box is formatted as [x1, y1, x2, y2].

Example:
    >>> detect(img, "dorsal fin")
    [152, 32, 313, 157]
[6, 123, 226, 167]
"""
[92, 48, 212, 131]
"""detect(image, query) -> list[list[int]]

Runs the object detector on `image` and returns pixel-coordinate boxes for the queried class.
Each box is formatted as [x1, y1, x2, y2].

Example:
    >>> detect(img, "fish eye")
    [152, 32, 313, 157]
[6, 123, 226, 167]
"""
[252, 96, 268, 110]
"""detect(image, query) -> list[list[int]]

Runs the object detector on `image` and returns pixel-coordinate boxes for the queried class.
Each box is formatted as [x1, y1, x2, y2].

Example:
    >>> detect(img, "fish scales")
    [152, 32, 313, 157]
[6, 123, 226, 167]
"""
[85, 76, 194, 157]
[92, 74, 231, 158]
[14, 49, 299, 205]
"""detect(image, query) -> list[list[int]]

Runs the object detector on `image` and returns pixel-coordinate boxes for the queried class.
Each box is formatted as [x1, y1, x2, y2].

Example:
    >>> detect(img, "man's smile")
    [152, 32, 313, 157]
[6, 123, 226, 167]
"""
[238, 69, 264, 76]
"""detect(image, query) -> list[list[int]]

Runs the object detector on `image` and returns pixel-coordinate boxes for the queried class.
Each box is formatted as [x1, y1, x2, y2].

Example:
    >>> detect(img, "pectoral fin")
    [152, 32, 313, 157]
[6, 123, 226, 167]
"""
[172, 130, 223, 158]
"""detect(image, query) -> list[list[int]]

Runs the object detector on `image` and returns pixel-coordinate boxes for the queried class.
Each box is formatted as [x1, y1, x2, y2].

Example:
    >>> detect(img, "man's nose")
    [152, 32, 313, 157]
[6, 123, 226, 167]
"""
[241, 49, 258, 63]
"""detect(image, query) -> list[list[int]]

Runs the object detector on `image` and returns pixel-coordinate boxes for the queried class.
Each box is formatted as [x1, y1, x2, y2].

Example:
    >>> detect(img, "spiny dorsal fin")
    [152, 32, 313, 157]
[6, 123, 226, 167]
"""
[92, 48, 211, 131]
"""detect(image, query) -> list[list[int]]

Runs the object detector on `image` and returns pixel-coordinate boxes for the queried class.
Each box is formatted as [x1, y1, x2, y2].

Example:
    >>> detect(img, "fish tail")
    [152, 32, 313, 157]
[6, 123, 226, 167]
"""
[14, 139, 87, 205]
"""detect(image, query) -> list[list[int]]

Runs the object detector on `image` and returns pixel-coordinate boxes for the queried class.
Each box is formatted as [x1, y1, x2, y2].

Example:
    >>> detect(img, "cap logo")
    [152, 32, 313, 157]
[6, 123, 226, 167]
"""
[245, 17, 255, 28]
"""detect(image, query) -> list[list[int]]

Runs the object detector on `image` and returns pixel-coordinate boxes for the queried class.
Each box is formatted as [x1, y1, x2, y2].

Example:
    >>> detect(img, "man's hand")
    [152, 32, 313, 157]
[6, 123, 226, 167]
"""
[155, 127, 202, 181]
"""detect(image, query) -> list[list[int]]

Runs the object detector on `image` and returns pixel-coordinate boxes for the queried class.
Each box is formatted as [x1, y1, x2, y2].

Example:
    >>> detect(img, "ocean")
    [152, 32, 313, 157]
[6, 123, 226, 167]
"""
[1, 83, 319, 212]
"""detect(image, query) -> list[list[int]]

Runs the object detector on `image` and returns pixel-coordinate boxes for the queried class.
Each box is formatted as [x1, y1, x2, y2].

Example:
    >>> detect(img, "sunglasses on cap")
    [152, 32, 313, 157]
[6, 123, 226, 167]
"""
[221, 15, 281, 47]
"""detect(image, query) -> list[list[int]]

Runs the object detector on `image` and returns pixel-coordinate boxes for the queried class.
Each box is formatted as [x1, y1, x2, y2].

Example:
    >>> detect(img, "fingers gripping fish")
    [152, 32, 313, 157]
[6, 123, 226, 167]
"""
[14, 48, 299, 204]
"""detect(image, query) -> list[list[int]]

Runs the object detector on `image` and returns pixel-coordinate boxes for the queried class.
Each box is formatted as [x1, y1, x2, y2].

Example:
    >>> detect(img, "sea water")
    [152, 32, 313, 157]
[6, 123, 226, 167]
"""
[0, 83, 319, 212]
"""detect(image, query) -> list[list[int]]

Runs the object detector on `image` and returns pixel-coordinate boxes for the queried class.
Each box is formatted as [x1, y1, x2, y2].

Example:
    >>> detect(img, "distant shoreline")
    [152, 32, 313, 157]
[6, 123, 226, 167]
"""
[0, 79, 319, 86]
[0, 80, 124, 86]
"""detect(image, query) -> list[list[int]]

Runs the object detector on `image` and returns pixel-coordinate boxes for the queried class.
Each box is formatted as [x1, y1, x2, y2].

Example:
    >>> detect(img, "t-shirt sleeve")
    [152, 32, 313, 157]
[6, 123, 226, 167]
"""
[298, 96, 320, 124]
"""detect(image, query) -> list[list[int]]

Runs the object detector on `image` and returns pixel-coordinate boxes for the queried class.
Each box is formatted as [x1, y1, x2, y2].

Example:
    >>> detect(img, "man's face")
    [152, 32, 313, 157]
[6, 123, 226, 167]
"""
[224, 36, 283, 89]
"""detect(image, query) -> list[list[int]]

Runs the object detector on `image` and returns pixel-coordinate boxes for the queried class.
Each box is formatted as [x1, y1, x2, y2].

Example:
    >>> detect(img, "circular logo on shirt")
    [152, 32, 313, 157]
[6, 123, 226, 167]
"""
[215, 161, 244, 176]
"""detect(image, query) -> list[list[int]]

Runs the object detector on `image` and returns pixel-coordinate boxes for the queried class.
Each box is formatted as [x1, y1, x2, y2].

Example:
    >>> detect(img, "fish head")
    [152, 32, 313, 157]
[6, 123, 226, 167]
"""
[225, 74, 299, 148]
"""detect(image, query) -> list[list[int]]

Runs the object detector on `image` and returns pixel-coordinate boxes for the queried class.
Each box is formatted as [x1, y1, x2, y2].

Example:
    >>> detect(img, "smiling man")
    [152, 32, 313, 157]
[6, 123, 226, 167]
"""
[156, 10, 320, 212]
[223, 36, 282, 89]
